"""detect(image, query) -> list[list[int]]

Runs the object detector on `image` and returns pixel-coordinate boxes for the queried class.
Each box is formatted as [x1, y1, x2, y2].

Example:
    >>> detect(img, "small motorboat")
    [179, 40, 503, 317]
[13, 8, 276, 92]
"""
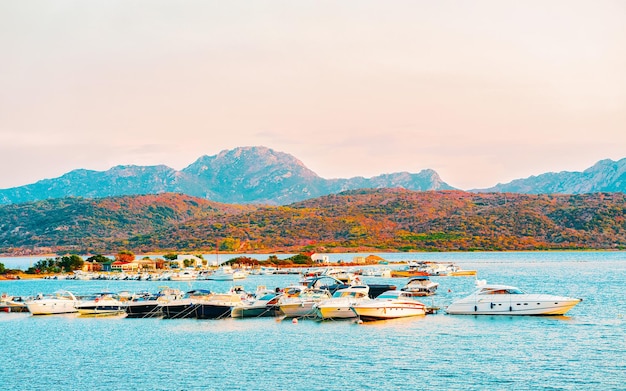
[390, 261, 429, 278]
[314, 285, 370, 320]
[361, 267, 392, 278]
[170, 269, 198, 281]
[195, 292, 244, 319]
[76, 292, 126, 316]
[279, 288, 332, 318]
[25, 290, 79, 315]
[305, 275, 395, 299]
[445, 282, 582, 315]
[1, 293, 30, 313]
[207, 266, 247, 281]
[400, 276, 439, 296]
[351, 290, 427, 321]
[161, 289, 213, 319]
[231, 289, 282, 318]
[124, 292, 162, 318]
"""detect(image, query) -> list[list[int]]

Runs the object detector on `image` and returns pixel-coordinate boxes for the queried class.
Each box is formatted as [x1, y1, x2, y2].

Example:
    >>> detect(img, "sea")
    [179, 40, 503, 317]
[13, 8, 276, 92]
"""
[1, 251, 624, 391]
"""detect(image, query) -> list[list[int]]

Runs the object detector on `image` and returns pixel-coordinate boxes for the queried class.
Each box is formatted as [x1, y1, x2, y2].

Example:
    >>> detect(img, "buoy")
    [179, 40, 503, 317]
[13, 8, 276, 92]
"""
[292, 318, 298, 324]
[356, 319, 363, 324]
[448, 289, 451, 293]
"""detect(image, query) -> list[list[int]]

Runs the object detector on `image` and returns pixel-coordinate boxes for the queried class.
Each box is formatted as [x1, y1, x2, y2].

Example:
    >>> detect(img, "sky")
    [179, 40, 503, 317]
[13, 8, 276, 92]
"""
[1, 1, 625, 191]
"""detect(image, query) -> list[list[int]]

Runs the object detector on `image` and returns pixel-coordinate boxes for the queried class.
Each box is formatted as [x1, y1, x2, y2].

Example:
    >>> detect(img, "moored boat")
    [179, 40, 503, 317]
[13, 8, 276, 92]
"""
[76, 292, 125, 316]
[279, 288, 332, 318]
[1, 293, 30, 313]
[314, 285, 370, 320]
[400, 276, 439, 296]
[196, 292, 244, 319]
[232, 289, 282, 318]
[361, 267, 392, 278]
[161, 289, 213, 319]
[351, 290, 427, 321]
[170, 269, 198, 281]
[390, 261, 429, 278]
[445, 282, 582, 315]
[123, 287, 184, 318]
[26, 290, 79, 315]
[448, 269, 478, 276]
[305, 275, 395, 299]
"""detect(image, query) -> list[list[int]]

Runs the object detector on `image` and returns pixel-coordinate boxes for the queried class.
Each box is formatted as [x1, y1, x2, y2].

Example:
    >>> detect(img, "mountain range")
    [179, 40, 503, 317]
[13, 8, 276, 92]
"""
[475, 158, 626, 194]
[0, 146, 453, 205]
[0, 146, 625, 205]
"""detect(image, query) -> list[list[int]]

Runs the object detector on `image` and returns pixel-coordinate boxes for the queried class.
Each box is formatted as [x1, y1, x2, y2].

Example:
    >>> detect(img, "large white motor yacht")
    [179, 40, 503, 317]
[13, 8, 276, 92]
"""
[445, 282, 582, 315]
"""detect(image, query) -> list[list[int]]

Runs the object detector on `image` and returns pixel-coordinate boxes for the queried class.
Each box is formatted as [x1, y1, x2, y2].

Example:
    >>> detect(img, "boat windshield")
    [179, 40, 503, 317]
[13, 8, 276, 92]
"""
[332, 291, 359, 298]
[480, 287, 525, 295]
[258, 293, 277, 301]
[377, 291, 400, 299]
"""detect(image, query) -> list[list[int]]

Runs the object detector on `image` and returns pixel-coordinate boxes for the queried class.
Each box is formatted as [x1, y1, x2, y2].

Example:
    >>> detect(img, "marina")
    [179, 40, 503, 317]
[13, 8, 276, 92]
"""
[1, 251, 625, 390]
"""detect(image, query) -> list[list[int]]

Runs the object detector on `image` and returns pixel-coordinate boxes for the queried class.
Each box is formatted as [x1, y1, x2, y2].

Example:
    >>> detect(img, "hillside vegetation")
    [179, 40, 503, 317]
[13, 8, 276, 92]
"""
[1, 189, 625, 255]
[0, 193, 256, 254]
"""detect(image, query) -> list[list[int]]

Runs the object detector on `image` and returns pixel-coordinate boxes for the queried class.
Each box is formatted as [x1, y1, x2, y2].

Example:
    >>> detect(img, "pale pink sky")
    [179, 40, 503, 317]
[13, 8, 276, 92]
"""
[1, 1, 625, 190]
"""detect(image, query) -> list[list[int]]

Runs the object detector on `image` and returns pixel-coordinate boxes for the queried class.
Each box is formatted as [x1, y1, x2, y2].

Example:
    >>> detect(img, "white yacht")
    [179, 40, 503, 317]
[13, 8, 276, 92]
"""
[75, 292, 126, 316]
[445, 282, 582, 315]
[279, 288, 332, 318]
[400, 276, 439, 296]
[208, 266, 247, 281]
[26, 290, 79, 315]
[361, 267, 392, 278]
[170, 269, 198, 281]
[350, 290, 426, 321]
[314, 285, 370, 320]
[232, 288, 282, 318]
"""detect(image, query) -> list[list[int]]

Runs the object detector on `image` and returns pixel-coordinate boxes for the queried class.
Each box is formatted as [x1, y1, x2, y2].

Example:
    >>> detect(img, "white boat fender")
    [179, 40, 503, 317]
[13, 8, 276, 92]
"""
[292, 318, 298, 324]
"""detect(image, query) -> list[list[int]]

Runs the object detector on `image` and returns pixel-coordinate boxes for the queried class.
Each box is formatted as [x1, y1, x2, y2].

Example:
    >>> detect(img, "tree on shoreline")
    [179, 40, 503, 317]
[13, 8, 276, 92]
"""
[26, 255, 84, 274]
[115, 250, 135, 262]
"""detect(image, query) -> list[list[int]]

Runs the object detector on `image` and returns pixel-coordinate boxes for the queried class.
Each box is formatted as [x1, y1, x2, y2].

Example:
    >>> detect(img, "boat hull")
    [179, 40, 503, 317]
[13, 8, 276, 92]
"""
[161, 303, 198, 319]
[76, 305, 125, 316]
[448, 270, 477, 276]
[315, 296, 369, 319]
[352, 303, 426, 321]
[26, 301, 78, 315]
[125, 303, 162, 318]
[316, 305, 357, 320]
[390, 270, 429, 278]
[231, 305, 280, 318]
[279, 303, 317, 318]
[445, 298, 582, 315]
[446, 293, 582, 315]
[195, 304, 233, 319]
[0, 303, 29, 313]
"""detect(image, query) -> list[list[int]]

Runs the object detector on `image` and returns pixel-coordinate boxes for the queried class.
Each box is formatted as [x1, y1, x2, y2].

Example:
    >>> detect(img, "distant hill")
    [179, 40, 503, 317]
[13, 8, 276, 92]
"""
[1, 189, 625, 255]
[474, 158, 626, 194]
[0, 193, 255, 255]
[0, 146, 455, 205]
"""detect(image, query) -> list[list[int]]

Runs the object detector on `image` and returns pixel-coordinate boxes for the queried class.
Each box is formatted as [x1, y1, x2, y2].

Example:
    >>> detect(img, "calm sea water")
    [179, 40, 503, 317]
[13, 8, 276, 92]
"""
[1, 252, 625, 391]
